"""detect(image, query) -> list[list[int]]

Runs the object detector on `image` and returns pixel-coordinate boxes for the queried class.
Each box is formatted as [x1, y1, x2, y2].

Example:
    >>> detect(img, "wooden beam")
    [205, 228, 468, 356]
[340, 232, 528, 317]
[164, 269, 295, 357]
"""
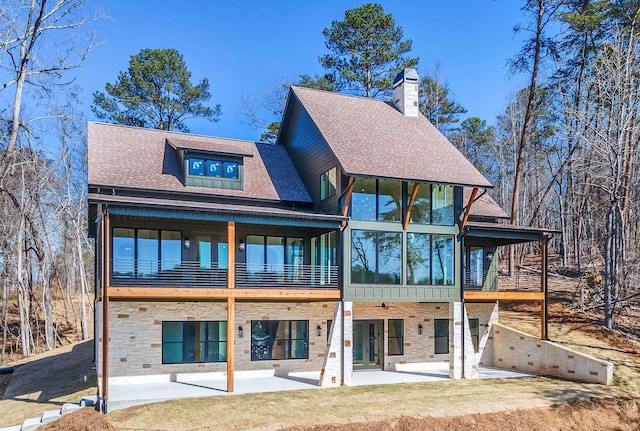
[464, 291, 545, 302]
[226, 296, 235, 392]
[102, 212, 110, 411]
[541, 239, 548, 340]
[227, 221, 235, 290]
[460, 187, 479, 231]
[403, 182, 420, 230]
[340, 177, 355, 228]
[107, 287, 341, 301]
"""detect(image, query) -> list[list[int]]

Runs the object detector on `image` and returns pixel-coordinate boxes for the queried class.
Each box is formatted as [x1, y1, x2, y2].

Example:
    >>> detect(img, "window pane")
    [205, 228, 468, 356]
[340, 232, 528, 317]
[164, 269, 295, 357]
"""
[218, 242, 228, 270]
[469, 247, 484, 287]
[378, 232, 402, 284]
[183, 322, 197, 363]
[432, 235, 454, 285]
[434, 319, 449, 354]
[388, 319, 404, 355]
[163, 322, 183, 342]
[206, 160, 222, 177]
[351, 178, 376, 220]
[251, 320, 308, 361]
[223, 161, 239, 178]
[163, 343, 182, 364]
[266, 236, 285, 274]
[286, 238, 304, 282]
[137, 229, 159, 277]
[470, 318, 479, 353]
[377, 180, 402, 222]
[407, 233, 430, 285]
[197, 236, 212, 270]
[246, 235, 264, 273]
[320, 167, 337, 200]
[112, 228, 135, 277]
[162, 321, 227, 364]
[161, 231, 181, 272]
[351, 230, 376, 283]
[432, 184, 454, 225]
[189, 158, 205, 176]
[409, 184, 431, 224]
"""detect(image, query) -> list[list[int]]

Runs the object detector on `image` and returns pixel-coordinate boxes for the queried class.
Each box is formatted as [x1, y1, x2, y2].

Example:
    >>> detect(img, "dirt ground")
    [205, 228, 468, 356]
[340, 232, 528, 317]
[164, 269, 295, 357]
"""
[38, 396, 640, 431]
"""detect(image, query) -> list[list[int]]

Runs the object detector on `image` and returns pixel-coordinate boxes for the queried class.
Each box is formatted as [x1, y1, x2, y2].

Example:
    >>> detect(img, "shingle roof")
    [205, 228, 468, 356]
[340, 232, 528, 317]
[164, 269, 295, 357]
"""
[464, 188, 510, 219]
[87, 122, 311, 203]
[288, 86, 492, 188]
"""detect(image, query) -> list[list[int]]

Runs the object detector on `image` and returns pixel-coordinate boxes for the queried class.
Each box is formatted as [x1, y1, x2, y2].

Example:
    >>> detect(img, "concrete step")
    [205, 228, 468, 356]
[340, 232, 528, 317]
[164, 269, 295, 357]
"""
[21, 417, 42, 431]
[60, 403, 82, 415]
[0, 425, 22, 431]
[41, 410, 62, 424]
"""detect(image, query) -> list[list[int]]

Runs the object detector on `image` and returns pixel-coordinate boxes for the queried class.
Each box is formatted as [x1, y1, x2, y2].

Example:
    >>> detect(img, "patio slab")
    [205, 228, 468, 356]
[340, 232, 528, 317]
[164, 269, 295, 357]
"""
[107, 363, 532, 411]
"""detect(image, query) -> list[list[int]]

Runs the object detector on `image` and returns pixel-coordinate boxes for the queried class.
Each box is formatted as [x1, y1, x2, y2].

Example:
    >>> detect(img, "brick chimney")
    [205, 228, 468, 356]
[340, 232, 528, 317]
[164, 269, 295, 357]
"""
[392, 68, 419, 117]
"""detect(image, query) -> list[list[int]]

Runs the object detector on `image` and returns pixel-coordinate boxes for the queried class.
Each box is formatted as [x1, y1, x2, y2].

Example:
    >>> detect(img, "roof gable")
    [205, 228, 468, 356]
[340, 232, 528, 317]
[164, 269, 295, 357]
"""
[287, 86, 492, 188]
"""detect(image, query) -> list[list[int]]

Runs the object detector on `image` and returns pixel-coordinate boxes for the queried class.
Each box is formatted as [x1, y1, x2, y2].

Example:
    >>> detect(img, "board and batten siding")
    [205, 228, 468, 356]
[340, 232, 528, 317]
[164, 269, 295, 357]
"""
[279, 97, 342, 214]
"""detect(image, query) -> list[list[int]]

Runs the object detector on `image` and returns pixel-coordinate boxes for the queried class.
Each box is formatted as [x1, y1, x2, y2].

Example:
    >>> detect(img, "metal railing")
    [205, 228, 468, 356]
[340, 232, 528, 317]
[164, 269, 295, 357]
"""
[235, 263, 338, 288]
[110, 260, 338, 289]
[464, 267, 542, 292]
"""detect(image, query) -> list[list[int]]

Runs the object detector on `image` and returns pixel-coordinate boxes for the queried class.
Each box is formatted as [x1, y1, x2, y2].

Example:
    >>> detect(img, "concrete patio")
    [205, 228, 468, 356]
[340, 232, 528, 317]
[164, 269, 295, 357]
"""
[107, 363, 533, 411]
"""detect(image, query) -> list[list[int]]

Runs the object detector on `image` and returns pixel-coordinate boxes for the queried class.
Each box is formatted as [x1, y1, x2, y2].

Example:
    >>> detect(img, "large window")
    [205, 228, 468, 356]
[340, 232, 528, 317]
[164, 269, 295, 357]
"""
[112, 228, 181, 278]
[246, 235, 303, 279]
[312, 231, 336, 285]
[432, 235, 455, 285]
[351, 178, 402, 222]
[406, 233, 455, 285]
[251, 320, 308, 360]
[388, 319, 404, 355]
[351, 230, 401, 284]
[432, 184, 454, 225]
[162, 321, 227, 364]
[434, 319, 449, 354]
[320, 167, 337, 200]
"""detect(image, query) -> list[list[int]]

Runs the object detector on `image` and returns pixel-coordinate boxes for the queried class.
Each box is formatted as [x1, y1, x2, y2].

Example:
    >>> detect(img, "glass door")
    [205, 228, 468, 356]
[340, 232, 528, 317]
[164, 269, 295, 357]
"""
[194, 234, 228, 286]
[353, 320, 382, 370]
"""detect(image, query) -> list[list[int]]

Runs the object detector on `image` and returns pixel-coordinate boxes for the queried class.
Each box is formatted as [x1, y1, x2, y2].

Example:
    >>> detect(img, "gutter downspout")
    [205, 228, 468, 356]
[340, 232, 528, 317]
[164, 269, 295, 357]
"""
[101, 210, 110, 413]
[460, 232, 466, 379]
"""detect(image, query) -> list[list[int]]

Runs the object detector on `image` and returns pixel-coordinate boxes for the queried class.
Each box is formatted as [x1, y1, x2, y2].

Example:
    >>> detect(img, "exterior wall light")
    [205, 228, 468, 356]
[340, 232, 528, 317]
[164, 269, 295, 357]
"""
[317, 325, 322, 336]
[418, 324, 423, 335]
[239, 241, 246, 252]
[486, 251, 494, 260]
[184, 237, 190, 249]
[238, 326, 244, 338]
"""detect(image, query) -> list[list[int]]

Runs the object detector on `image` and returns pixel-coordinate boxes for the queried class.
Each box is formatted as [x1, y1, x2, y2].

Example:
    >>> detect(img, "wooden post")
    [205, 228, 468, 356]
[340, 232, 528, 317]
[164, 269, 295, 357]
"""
[340, 177, 355, 228]
[403, 182, 420, 230]
[102, 211, 110, 412]
[540, 238, 548, 340]
[226, 296, 235, 393]
[226, 221, 236, 392]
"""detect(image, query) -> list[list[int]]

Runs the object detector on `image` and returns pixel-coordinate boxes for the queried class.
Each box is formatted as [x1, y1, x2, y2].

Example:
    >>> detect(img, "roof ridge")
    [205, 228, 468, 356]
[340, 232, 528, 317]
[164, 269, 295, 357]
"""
[290, 86, 394, 104]
[88, 121, 263, 145]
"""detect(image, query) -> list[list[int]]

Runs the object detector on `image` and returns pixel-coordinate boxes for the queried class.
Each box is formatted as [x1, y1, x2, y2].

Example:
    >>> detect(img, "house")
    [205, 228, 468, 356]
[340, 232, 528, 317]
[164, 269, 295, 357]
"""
[88, 69, 611, 413]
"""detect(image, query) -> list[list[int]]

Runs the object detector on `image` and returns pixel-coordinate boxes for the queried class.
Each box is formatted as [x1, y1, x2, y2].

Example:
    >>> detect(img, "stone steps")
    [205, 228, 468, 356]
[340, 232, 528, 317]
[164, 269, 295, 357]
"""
[0, 396, 97, 431]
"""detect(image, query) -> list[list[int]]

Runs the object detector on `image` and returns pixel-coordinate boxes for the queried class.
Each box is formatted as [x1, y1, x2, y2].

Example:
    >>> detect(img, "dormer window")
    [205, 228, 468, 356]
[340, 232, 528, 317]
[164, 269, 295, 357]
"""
[185, 154, 243, 190]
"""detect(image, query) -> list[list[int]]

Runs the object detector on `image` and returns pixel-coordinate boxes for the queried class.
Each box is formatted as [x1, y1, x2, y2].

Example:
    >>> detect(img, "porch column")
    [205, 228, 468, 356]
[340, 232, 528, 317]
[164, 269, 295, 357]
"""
[319, 301, 353, 387]
[449, 302, 477, 379]
[541, 238, 549, 340]
[226, 222, 236, 392]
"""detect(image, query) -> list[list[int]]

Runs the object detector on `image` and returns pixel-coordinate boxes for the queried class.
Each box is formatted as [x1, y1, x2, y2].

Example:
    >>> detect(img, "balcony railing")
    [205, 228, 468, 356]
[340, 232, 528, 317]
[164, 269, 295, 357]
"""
[464, 267, 542, 292]
[110, 260, 338, 289]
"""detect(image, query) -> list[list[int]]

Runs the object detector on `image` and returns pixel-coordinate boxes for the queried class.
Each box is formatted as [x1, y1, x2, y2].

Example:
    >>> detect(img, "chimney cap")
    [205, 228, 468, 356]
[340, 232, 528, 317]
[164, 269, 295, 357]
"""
[393, 68, 419, 88]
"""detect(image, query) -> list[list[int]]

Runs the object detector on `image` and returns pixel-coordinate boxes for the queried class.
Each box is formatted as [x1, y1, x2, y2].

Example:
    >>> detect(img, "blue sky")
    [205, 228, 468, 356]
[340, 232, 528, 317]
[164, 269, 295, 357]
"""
[75, 0, 530, 141]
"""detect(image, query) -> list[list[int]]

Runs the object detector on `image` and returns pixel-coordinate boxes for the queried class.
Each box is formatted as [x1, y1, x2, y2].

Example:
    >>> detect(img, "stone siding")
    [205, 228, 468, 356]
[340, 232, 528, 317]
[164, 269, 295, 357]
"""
[492, 323, 613, 384]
